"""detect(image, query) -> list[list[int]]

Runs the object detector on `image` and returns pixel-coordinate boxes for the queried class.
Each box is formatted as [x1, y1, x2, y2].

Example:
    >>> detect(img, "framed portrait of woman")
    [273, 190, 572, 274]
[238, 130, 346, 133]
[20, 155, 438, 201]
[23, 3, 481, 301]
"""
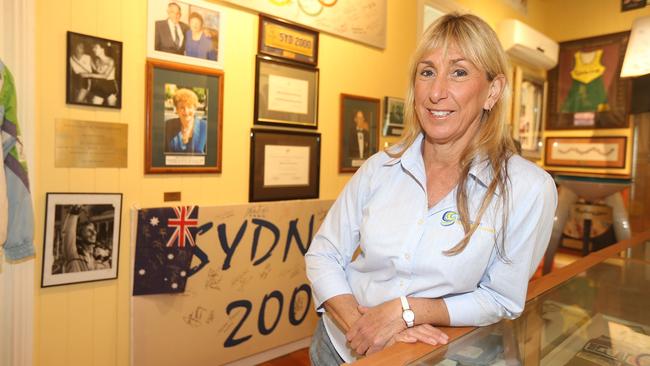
[546, 32, 631, 130]
[41, 192, 122, 287]
[147, 0, 225, 69]
[145, 59, 224, 174]
[66, 32, 123, 109]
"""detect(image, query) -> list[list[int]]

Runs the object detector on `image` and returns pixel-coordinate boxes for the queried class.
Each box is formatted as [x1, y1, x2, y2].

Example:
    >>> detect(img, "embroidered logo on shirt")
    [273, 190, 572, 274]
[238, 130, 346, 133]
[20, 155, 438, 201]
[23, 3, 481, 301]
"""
[441, 211, 459, 226]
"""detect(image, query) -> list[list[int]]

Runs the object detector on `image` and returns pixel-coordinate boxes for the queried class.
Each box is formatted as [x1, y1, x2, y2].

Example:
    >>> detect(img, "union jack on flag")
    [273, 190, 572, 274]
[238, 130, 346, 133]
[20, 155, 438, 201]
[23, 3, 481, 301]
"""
[166, 206, 199, 248]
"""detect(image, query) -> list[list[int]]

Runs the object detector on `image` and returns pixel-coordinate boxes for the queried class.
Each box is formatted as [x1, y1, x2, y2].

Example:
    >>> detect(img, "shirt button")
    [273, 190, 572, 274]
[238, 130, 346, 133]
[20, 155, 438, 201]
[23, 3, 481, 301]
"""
[400, 281, 404, 287]
[417, 219, 424, 225]
[404, 253, 411, 260]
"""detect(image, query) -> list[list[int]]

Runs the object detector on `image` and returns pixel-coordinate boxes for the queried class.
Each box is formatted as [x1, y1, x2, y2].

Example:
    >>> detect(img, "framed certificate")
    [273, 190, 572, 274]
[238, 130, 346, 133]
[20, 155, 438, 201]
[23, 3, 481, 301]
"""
[544, 136, 627, 169]
[258, 15, 319, 66]
[254, 56, 319, 129]
[249, 129, 321, 202]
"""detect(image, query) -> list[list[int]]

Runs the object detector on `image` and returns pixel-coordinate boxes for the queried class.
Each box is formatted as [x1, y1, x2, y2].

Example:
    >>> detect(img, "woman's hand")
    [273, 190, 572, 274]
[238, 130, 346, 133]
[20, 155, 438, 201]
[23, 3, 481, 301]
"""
[387, 324, 449, 347]
[346, 299, 405, 355]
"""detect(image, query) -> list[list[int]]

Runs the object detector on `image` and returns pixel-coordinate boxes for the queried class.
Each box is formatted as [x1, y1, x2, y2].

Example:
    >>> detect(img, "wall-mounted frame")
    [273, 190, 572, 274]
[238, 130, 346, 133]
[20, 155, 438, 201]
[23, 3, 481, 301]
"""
[258, 15, 319, 66]
[66, 31, 123, 109]
[41, 193, 122, 288]
[621, 0, 646, 12]
[546, 32, 630, 130]
[147, 0, 225, 69]
[145, 59, 224, 174]
[512, 66, 547, 160]
[382, 96, 404, 137]
[254, 56, 319, 129]
[249, 129, 321, 202]
[545, 136, 627, 169]
[340, 94, 380, 172]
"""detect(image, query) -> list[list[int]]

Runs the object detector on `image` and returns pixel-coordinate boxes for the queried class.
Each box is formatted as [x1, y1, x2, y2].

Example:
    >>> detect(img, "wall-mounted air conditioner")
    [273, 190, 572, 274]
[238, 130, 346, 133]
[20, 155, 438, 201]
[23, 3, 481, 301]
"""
[498, 19, 559, 70]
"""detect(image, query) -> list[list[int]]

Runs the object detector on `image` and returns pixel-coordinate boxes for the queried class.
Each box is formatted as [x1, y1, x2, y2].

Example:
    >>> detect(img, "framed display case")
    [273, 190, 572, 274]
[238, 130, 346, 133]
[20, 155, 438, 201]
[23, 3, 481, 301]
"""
[258, 15, 319, 66]
[512, 65, 547, 160]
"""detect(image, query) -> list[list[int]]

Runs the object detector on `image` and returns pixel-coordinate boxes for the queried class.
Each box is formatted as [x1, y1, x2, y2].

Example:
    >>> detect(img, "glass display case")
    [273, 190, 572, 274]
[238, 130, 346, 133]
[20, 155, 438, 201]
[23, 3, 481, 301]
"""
[407, 241, 650, 366]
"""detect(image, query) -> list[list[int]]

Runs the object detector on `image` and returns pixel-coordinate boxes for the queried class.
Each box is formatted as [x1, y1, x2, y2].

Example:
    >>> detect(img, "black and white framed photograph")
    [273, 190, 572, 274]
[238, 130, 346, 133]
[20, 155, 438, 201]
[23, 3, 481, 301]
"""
[41, 193, 122, 287]
[147, 0, 225, 69]
[66, 31, 123, 109]
[249, 129, 321, 202]
[255, 55, 319, 129]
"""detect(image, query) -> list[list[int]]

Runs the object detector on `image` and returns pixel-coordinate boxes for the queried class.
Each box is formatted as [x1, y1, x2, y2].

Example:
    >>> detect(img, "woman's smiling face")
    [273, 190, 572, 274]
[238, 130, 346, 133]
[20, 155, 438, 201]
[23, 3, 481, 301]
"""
[414, 45, 492, 146]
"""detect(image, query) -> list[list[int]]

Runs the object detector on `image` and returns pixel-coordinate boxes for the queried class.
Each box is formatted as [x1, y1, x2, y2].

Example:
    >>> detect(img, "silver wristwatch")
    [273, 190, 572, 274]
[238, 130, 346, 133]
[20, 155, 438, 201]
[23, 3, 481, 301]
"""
[400, 296, 414, 328]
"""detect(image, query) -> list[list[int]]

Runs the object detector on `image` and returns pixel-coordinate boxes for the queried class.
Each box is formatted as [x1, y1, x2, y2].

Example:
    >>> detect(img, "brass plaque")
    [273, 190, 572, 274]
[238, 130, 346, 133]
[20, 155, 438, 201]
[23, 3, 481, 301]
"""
[55, 119, 128, 168]
[164, 192, 181, 202]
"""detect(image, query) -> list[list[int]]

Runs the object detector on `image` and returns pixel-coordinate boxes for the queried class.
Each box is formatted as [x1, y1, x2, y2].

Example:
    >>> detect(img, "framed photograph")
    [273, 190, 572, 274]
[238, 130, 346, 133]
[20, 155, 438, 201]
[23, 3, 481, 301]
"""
[249, 129, 320, 202]
[41, 193, 122, 287]
[66, 31, 122, 109]
[383, 96, 404, 137]
[255, 56, 319, 129]
[544, 136, 627, 169]
[546, 32, 631, 130]
[512, 66, 547, 160]
[147, 0, 225, 69]
[621, 0, 647, 11]
[339, 94, 380, 172]
[145, 59, 224, 174]
[258, 15, 319, 66]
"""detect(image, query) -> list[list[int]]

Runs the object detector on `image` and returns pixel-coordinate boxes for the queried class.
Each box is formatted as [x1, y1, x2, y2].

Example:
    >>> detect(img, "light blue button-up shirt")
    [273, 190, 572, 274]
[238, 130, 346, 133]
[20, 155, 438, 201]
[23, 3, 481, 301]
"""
[305, 133, 557, 362]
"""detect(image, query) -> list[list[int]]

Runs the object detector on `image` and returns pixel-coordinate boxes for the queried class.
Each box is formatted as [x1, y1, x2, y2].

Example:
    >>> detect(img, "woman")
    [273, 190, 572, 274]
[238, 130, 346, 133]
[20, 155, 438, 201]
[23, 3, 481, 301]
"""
[305, 13, 557, 365]
[184, 12, 216, 61]
[61, 205, 101, 273]
[84, 42, 118, 106]
[164, 88, 207, 154]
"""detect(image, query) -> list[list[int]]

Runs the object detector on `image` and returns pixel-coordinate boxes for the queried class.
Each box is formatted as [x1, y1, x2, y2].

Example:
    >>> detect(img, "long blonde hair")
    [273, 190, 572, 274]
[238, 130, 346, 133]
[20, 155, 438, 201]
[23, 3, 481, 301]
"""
[390, 13, 516, 257]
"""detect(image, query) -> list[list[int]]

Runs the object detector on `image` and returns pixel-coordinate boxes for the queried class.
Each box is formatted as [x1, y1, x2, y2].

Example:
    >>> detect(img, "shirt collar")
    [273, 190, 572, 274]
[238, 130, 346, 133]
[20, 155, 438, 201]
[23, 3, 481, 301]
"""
[384, 133, 498, 194]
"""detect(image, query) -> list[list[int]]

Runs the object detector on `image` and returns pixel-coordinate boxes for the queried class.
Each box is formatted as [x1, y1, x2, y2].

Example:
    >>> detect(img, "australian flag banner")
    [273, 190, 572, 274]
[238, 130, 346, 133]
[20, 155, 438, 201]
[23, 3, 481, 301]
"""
[133, 206, 210, 295]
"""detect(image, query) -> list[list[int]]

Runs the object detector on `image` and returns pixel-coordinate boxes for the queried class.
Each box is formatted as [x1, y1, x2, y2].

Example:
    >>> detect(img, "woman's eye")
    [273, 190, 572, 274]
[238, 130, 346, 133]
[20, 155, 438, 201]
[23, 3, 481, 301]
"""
[419, 69, 434, 78]
[452, 69, 468, 77]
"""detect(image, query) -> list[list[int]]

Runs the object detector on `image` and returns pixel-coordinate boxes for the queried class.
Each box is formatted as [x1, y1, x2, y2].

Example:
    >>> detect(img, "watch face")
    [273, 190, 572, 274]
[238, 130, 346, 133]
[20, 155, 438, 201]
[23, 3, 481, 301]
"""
[403, 309, 415, 322]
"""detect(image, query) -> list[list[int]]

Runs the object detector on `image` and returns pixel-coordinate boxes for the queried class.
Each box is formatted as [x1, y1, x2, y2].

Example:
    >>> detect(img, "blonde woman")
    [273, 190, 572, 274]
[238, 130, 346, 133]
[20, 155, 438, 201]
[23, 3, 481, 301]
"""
[305, 13, 557, 365]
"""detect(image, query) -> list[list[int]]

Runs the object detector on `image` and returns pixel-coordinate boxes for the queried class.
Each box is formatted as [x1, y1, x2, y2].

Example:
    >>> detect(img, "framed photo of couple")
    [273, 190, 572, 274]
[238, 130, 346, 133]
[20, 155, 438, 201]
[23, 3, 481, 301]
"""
[145, 59, 224, 174]
[147, 0, 225, 69]
[66, 32, 123, 109]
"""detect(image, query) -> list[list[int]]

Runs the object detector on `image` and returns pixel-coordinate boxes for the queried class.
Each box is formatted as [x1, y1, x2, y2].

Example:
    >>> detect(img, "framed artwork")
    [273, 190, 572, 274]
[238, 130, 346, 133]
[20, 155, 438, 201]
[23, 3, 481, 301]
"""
[66, 31, 122, 109]
[339, 94, 380, 172]
[258, 15, 319, 66]
[145, 59, 224, 174]
[621, 0, 646, 11]
[546, 32, 631, 130]
[544, 136, 627, 169]
[41, 193, 122, 287]
[382, 96, 404, 137]
[512, 66, 547, 160]
[254, 56, 319, 129]
[147, 0, 225, 69]
[249, 129, 321, 202]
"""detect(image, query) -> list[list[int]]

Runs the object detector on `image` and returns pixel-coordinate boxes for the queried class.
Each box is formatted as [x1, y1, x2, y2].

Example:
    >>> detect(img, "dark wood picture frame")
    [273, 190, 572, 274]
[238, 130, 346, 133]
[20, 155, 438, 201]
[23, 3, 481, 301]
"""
[249, 129, 321, 202]
[544, 136, 627, 169]
[258, 15, 319, 66]
[145, 59, 224, 174]
[339, 94, 380, 173]
[621, 0, 646, 11]
[546, 32, 631, 130]
[41, 192, 123, 288]
[254, 55, 319, 129]
[382, 96, 405, 137]
[66, 31, 123, 109]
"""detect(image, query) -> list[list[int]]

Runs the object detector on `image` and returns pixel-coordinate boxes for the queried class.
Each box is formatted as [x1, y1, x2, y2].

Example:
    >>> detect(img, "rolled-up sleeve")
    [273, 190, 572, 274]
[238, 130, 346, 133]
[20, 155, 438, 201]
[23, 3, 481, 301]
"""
[305, 161, 375, 310]
[443, 172, 557, 326]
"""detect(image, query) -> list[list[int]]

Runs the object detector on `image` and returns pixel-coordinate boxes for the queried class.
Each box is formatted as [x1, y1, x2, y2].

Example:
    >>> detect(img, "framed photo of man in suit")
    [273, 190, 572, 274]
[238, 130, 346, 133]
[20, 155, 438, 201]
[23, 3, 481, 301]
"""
[147, 0, 225, 69]
[339, 94, 380, 173]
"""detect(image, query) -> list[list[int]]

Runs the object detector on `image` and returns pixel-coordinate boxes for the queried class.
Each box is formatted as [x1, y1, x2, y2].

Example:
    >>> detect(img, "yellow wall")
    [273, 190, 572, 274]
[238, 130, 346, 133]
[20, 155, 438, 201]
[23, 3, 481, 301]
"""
[31, 0, 648, 365]
[34, 1, 416, 365]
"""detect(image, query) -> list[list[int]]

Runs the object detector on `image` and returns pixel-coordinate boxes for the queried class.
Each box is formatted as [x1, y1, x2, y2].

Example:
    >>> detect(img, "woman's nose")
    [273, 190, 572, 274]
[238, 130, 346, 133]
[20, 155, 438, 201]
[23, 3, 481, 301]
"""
[428, 76, 448, 103]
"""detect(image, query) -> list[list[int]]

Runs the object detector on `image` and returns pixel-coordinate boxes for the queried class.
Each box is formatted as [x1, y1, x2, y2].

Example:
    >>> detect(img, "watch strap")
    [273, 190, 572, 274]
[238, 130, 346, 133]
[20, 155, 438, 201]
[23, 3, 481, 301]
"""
[400, 296, 410, 311]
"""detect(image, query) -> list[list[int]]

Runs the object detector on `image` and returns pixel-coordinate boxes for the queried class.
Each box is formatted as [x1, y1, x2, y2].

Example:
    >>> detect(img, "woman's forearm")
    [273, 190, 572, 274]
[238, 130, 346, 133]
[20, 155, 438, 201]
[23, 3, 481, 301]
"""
[407, 297, 450, 327]
[322, 294, 362, 333]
